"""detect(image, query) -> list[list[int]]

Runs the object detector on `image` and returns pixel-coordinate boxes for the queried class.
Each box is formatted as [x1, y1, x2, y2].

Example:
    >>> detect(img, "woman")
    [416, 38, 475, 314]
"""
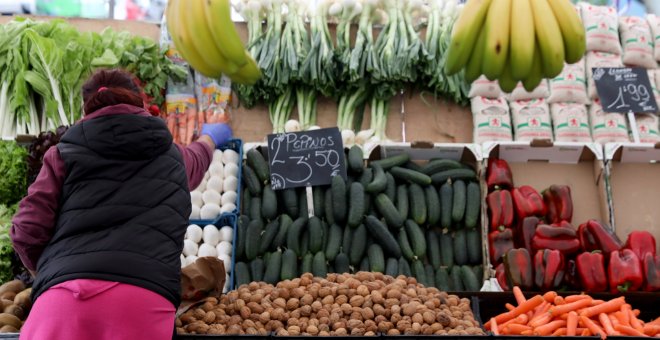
[10, 69, 231, 339]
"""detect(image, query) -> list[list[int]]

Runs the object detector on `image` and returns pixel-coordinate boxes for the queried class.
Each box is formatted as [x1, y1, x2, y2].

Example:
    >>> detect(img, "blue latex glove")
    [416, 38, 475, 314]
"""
[201, 123, 233, 146]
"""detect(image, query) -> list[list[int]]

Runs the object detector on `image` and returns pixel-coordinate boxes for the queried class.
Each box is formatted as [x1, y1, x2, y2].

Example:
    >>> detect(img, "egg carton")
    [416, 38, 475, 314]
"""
[190, 139, 243, 225]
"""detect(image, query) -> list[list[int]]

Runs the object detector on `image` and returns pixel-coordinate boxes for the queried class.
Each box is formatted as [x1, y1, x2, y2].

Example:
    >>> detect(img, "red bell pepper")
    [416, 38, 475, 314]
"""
[576, 251, 608, 292]
[563, 258, 581, 290]
[642, 253, 660, 292]
[487, 158, 513, 191]
[532, 221, 581, 254]
[512, 185, 546, 219]
[609, 249, 643, 293]
[578, 220, 622, 256]
[625, 231, 656, 260]
[534, 249, 565, 291]
[517, 216, 539, 253]
[504, 248, 533, 290]
[487, 190, 514, 231]
[489, 228, 515, 265]
[495, 263, 509, 291]
[543, 185, 573, 223]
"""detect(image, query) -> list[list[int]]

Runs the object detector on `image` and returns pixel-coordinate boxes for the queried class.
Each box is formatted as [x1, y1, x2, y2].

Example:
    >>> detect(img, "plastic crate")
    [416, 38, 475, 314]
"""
[190, 138, 243, 226]
[210, 214, 238, 292]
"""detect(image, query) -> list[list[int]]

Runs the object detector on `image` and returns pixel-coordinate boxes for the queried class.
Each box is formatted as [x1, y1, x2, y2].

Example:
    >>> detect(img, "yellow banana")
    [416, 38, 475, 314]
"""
[498, 63, 517, 93]
[230, 52, 261, 85]
[204, 0, 248, 67]
[547, 0, 586, 64]
[530, 0, 565, 78]
[482, 0, 512, 80]
[510, 0, 535, 80]
[522, 40, 543, 91]
[444, 0, 493, 76]
[465, 26, 487, 83]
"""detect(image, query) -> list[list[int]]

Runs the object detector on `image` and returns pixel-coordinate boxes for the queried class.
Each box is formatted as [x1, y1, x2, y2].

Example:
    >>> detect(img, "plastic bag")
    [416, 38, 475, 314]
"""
[468, 76, 502, 99]
[619, 16, 657, 69]
[586, 51, 624, 100]
[589, 99, 630, 143]
[548, 60, 589, 104]
[646, 14, 660, 62]
[580, 3, 622, 54]
[634, 114, 660, 143]
[508, 80, 549, 101]
[510, 99, 553, 142]
[194, 73, 232, 125]
[471, 97, 513, 143]
[550, 103, 593, 142]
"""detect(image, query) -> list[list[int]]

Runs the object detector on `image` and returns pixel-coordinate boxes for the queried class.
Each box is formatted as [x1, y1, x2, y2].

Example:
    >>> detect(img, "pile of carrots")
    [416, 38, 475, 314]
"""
[485, 287, 660, 338]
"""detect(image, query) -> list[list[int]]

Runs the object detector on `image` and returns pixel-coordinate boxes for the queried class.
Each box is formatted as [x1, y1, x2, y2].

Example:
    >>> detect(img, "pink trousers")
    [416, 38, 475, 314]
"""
[20, 279, 176, 340]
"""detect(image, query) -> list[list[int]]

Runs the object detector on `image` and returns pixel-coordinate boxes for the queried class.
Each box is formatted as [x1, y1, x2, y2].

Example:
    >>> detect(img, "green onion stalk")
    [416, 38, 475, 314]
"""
[302, 0, 336, 98]
[329, 0, 362, 84]
[349, 0, 377, 83]
[296, 87, 317, 131]
[269, 87, 295, 134]
[258, 0, 284, 91]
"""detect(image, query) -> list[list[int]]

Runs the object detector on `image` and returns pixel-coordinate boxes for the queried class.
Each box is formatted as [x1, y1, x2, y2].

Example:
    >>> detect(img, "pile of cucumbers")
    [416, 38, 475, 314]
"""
[235, 146, 484, 292]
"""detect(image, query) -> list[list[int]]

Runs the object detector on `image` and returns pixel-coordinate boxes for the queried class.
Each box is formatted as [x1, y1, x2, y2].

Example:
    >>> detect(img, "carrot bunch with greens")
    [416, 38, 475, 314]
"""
[485, 287, 660, 338]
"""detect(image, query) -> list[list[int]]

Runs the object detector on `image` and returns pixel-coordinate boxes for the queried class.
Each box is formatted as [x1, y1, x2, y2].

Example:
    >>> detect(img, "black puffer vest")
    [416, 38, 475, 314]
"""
[31, 113, 191, 307]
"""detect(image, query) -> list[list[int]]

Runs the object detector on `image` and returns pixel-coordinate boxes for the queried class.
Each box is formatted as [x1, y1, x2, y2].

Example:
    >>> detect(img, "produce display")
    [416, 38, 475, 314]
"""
[0, 280, 32, 333]
[235, 146, 484, 292]
[190, 148, 241, 221]
[183, 223, 234, 293]
[485, 287, 660, 337]
[176, 271, 485, 336]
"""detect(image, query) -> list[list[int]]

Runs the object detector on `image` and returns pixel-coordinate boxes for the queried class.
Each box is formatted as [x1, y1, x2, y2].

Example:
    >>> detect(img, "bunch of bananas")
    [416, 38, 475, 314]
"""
[166, 0, 261, 84]
[445, 0, 586, 93]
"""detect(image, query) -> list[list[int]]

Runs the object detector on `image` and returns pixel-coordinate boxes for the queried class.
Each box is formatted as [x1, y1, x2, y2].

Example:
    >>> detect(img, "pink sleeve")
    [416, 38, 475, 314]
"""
[10, 147, 65, 271]
[176, 141, 213, 191]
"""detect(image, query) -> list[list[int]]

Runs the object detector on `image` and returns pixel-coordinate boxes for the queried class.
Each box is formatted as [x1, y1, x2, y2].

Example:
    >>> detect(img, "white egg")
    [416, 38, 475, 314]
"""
[221, 191, 237, 205]
[219, 226, 233, 242]
[223, 163, 239, 178]
[185, 255, 198, 265]
[190, 191, 203, 207]
[207, 176, 224, 192]
[198, 243, 218, 257]
[209, 162, 224, 176]
[180, 254, 187, 268]
[216, 241, 233, 255]
[196, 179, 207, 191]
[190, 205, 201, 220]
[186, 224, 203, 243]
[202, 190, 222, 205]
[203, 224, 221, 246]
[222, 149, 239, 164]
[213, 149, 224, 161]
[223, 176, 238, 192]
[218, 253, 232, 271]
[203, 171, 210, 181]
[220, 203, 236, 214]
[223, 279, 230, 293]
[200, 204, 221, 220]
[182, 239, 199, 257]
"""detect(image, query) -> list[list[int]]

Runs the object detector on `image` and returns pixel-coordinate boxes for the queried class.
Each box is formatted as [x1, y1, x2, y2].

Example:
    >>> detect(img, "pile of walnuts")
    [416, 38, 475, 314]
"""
[176, 272, 485, 336]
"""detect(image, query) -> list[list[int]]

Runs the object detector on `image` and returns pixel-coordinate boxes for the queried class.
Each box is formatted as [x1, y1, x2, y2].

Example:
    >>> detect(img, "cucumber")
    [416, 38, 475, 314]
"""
[440, 232, 454, 268]
[359, 257, 370, 272]
[334, 253, 351, 274]
[250, 196, 262, 222]
[421, 159, 463, 175]
[261, 186, 278, 220]
[348, 182, 366, 228]
[385, 173, 397, 203]
[426, 229, 441, 269]
[404, 220, 427, 259]
[245, 219, 263, 261]
[321, 220, 329, 250]
[452, 180, 466, 224]
[385, 258, 399, 277]
[308, 216, 324, 253]
[259, 219, 280, 254]
[368, 244, 385, 273]
[263, 250, 282, 284]
[301, 253, 314, 275]
[375, 194, 404, 229]
[366, 164, 387, 193]
[396, 185, 409, 220]
[234, 262, 251, 287]
[439, 180, 453, 229]
[282, 189, 299, 218]
[246, 148, 270, 184]
[364, 216, 402, 258]
[404, 161, 424, 172]
[272, 214, 292, 250]
[397, 229, 415, 261]
[324, 188, 335, 225]
[332, 176, 347, 224]
[250, 258, 264, 282]
[466, 228, 483, 265]
[242, 165, 262, 196]
[359, 168, 373, 187]
[341, 226, 353, 257]
[370, 153, 411, 170]
[325, 224, 343, 261]
[435, 267, 451, 292]
[398, 257, 412, 277]
[425, 185, 441, 226]
[313, 187, 325, 220]
[263, 252, 271, 265]
[236, 215, 250, 260]
[461, 265, 481, 291]
[408, 184, 427, 225]
[348, 145, 364, 174]
[280, 249, 297, 281]
[465, 182, 481, 229]
[431, 168, 477, 186]
[298, 189, 308, 220]
[451, 266, 464, 291]
[301, 229, 310, 256]
[389, 167, 432, 186]
[287, 217, 307, 257]
[350, 224, 368, 265]
[472, 265, 484, 284]
[453, 229, 468, 266]
[242, 188, 251, 214]
[425, 264, 436, 288]
[411, 259, 427, 286]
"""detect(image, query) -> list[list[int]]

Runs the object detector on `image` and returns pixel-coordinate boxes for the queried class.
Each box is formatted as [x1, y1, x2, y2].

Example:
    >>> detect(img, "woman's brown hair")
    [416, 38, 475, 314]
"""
[82, 69, 145, 115]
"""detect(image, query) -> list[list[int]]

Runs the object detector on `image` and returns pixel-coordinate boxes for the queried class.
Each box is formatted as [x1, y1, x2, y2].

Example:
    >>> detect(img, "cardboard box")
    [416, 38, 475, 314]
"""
[605, 143, 660, 250]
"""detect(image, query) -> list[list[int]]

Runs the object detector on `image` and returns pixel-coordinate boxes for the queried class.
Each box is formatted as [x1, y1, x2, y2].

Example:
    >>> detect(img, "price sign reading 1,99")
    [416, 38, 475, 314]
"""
[592, 67, 658, 114]
[267, 127, 347, 190]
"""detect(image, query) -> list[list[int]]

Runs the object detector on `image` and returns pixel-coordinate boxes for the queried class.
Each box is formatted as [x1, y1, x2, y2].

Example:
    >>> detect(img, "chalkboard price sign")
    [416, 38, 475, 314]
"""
[593, 67, 658, 114]
[267, 127, 347, 190]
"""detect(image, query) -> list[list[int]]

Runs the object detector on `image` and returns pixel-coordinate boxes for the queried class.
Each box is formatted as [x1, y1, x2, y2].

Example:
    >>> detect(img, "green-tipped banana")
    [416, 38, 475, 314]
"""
[530, 0, 565, 78]
[444, 0, 493, 76]
[231, 52, 262, 85]
[547, 0, 586, 64]
[522, 40, 544, 91]
[498, 62, 517, 93]
[465, 26, 487, 83]
[482, 0, 512, 80]
[510, 0, 535, 80]
[204, 0, 248, 67]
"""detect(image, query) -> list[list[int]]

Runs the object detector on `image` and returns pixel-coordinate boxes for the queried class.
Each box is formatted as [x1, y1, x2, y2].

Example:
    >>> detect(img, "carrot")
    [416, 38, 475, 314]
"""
[591, 299, 606, 306]
[634, 309, 641, 317]
[616, 324, 649, 337]
[630, 309, 645, 332]
[532, 301, 550, 319]
[581, 328, 592, 336]
[621, 304, 632, 325]
[505, 303, 516, 311]
[521, 330, 533, 336]
[534, 320, 567, 336]
[513, 286, 526, 305]
[610, 314, 620, 328]
[490, 318, 499, 335]
[554, 295, 565, 305]
[580, 297, 626, 318]
[565, 294, 590, 303]
[500, 314, 529, 328]
[504, 324, 532, 335]
[548, 298, 592, 316]
[529, 314, 553, 328]
[486, 295, 545, 326]
[644, 324, 660, 336]
[581, 315, 607, 340]
[650, 316, 660, 326]
[600, 313, 618, 336]
[552, 328, 568, 336]
[567, 311, 578, 336]
[185, 108, 196, 145]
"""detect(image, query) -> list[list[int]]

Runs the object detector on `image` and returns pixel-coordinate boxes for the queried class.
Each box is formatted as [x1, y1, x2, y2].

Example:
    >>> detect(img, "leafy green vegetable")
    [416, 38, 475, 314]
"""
[0, 141, 27, 207]
[0, 204, 17, 284]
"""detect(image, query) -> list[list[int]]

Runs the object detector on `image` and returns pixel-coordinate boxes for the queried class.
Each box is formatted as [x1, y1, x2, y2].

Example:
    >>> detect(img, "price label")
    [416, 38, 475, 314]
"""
[593, 67, 658, 114]
[267, 127, 347, 190]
